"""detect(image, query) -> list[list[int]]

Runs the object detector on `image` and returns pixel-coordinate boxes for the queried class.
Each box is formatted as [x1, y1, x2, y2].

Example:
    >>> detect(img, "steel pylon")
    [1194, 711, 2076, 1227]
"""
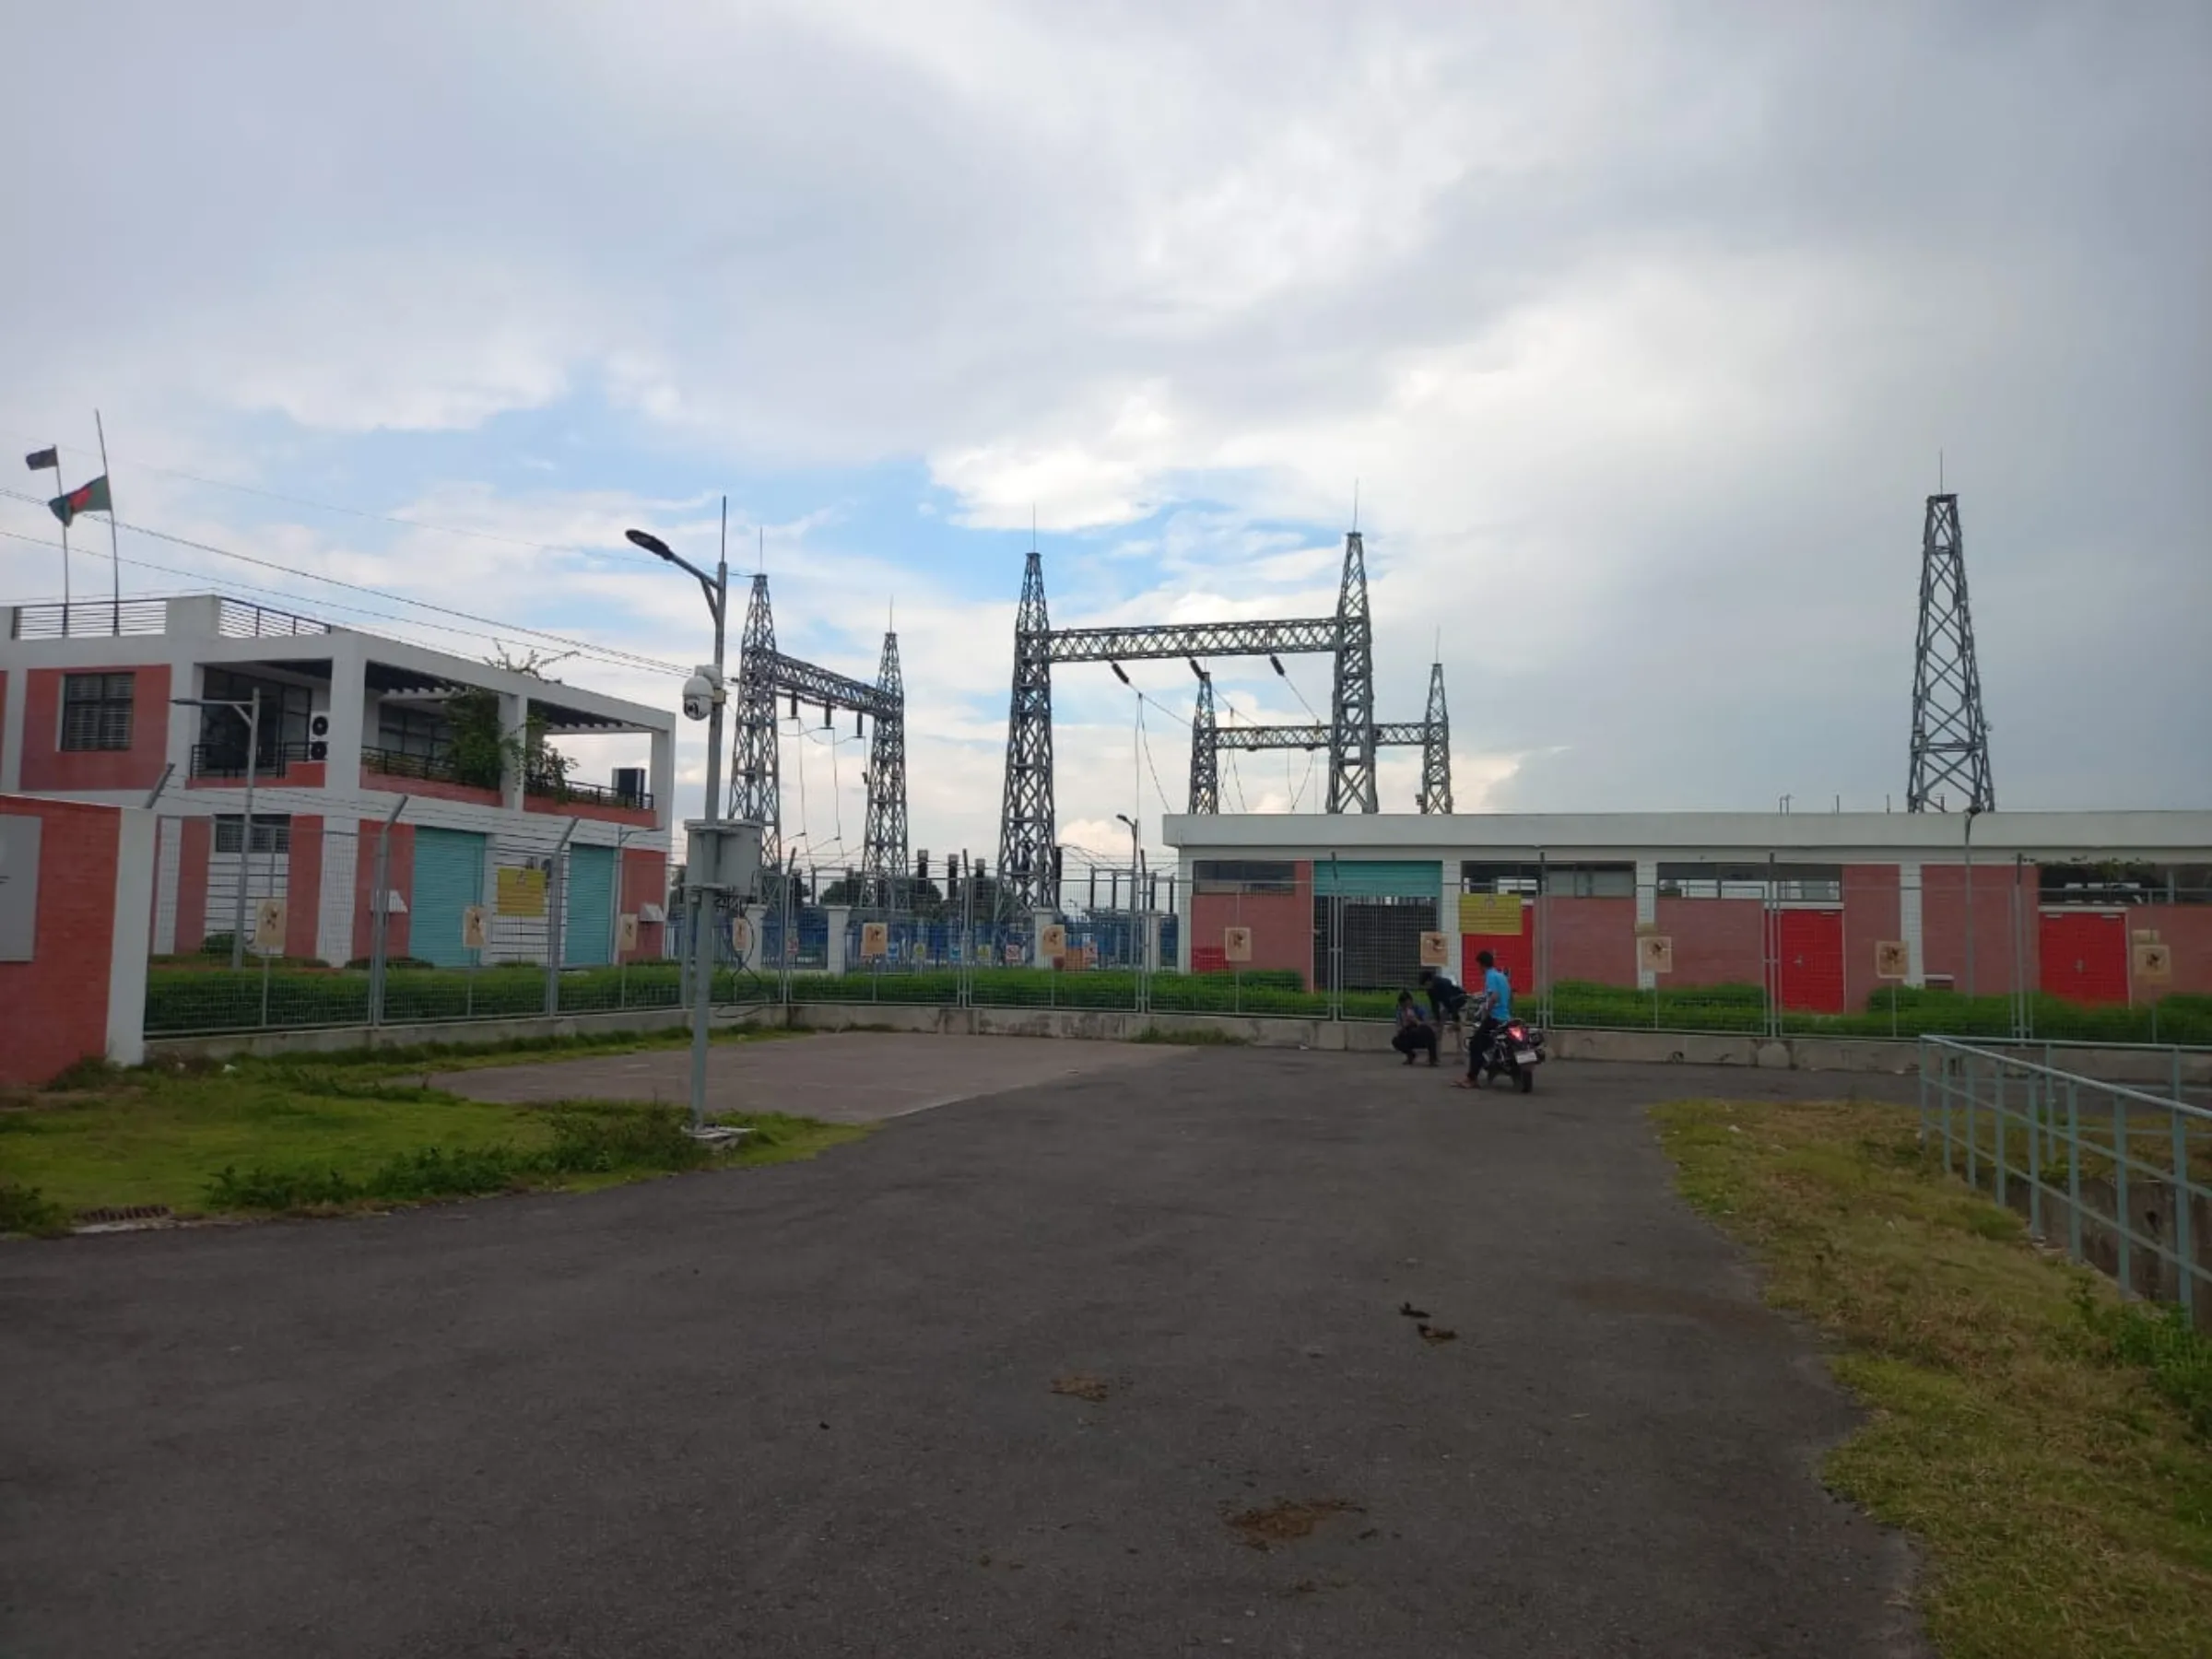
[995, 549, 1058, 911]
[1186, 671, 1218, 815]
[1906, 493, 1995, 813]
[729, 573, 782, 870]
[861, 628, 910, 905]
[1418, 659, 1453, 814]
[1326, 531, 1378, 813]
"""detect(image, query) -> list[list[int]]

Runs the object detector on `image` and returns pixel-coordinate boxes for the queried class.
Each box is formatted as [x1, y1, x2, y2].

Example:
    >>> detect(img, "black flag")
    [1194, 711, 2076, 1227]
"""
[25, 446, 58, 471]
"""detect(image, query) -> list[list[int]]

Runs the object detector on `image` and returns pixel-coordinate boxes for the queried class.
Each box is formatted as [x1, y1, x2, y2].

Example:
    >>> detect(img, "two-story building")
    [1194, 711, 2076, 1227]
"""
[1, 594, 677, 968]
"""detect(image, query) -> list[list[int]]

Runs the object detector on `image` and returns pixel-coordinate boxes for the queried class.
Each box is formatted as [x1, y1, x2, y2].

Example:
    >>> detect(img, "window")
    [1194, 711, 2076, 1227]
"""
[1461, 861, 1634, 897]
[214, 814, 291, 855]
[60, 672, 135, 751]
[376, 703, 452, 761]
[197, 669, 312, 771]
[1656, 862, 1841, 901]
[1193, 859, 1296, 895]
[2040, 863, 2212, 906]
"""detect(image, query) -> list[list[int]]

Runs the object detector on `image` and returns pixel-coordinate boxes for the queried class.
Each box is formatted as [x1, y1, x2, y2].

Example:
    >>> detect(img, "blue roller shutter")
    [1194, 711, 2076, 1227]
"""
[411, 828, 486, 967]
[565, 845, 617, 966]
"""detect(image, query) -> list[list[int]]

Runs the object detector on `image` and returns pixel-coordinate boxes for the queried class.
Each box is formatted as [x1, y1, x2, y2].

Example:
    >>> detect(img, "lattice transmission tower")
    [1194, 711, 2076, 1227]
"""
[726, 572, 909, 887]
[1905, 492, 1994, 813]
[995, 530, 1444, 911]
[860, 627, 910, 902]
[1417, 659, 1453, 814]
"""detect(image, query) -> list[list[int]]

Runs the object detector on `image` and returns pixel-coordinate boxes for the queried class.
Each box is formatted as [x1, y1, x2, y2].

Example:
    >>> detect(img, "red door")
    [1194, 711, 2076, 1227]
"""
[1464, 918, 1534, 1000]
[1775, 908, 1845, 1013]
[2039, 911, 2127, 1006]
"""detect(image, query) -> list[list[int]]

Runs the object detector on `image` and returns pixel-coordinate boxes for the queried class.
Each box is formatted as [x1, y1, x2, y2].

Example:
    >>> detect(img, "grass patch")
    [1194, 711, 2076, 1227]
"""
[1654, 1097, 2212, 1658]
[0, 1056, 865, 1224]
[1131, 1025, 1251, 1046]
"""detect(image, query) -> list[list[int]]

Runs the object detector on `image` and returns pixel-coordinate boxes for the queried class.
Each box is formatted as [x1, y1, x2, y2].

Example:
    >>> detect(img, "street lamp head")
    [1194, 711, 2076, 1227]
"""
[1115, 813, 1136, 830]
[626, 528, 675, 560]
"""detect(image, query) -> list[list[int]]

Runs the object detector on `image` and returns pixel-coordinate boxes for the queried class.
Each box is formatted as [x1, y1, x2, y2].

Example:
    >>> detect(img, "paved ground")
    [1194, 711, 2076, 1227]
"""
[432, 1032, 1191, 1124]
[1, 1052, 1925, 1658]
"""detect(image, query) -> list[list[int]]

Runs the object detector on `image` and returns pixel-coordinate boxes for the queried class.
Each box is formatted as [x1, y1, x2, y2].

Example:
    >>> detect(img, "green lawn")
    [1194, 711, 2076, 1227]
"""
[0, 1034, 865, 1230]
[1656, 1097, 2212, 1658]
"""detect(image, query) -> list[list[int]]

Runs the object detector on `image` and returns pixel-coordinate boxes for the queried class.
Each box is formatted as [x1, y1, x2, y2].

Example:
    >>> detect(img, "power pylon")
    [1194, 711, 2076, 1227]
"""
[729, 574, 782, 869]
[860, 627, 909, 903]
[1186, 669, 1218, 815]
[1418, 659, 1453, 814]
[1325, 531, 1378, 813]
[1906, 493, 1995, 812]
[729, 573, 908, 882]
[996, 549, 1057, 911]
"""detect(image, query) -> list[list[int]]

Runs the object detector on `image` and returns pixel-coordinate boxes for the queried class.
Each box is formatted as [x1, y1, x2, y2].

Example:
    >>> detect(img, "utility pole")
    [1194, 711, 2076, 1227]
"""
[1907, 492, 1995, 813]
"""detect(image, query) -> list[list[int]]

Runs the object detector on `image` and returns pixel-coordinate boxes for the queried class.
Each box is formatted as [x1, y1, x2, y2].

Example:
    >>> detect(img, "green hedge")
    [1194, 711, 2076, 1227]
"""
[142, 961, 2212, 1045]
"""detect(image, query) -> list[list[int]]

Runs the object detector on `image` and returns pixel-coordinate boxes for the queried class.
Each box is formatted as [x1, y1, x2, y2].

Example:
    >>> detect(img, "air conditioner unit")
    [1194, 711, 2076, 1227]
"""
[612, 766, 647, 804]
[307, 711, 331, 761]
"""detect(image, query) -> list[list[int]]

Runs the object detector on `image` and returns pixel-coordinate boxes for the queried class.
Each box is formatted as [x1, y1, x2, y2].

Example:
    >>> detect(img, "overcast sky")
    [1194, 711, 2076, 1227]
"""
[4, 1, 2206, 869]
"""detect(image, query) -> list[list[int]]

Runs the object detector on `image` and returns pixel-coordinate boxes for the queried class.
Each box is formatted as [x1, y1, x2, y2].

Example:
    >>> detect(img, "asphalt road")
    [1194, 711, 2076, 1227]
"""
[2, 1053, 1926, 1658]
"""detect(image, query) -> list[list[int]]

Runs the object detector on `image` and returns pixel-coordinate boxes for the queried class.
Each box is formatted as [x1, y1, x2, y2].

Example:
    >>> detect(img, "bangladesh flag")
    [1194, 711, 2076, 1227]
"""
[49, 475, 111, 526]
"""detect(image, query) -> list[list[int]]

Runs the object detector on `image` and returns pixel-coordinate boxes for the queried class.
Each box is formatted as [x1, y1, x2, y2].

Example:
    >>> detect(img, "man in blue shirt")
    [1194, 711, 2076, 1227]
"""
[1455, 949, 1519, 1088]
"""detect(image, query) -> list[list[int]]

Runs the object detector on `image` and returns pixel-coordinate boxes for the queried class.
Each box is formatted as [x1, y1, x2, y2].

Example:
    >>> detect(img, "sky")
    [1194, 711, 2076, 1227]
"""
[3, 1, 2207, 873]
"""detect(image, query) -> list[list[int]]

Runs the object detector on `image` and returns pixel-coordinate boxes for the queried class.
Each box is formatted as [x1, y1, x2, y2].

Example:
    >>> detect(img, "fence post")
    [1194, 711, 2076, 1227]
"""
[543, 818, 580, 1018]
[2065, 1077, 2082, 1263]
[366, 794, 408, 1029]
[2114, 1096, 2131, 1294]
[2027, 1071, 2041, 1238]
[2173, 1111, 2195, 1323]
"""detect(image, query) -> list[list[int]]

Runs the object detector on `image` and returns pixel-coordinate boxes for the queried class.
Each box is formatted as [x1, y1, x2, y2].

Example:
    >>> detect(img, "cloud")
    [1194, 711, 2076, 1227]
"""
[2, 0, 2206, 874]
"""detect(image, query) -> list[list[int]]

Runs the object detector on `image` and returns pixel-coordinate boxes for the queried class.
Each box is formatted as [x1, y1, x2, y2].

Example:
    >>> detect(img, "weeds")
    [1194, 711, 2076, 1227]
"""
[2076, 1284, 2212, 1441]
[0, 1182, 73, 1238]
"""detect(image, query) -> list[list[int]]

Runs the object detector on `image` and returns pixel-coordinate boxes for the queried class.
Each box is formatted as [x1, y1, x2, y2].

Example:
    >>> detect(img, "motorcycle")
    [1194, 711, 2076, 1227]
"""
[1470, 1016, 1547, 1093]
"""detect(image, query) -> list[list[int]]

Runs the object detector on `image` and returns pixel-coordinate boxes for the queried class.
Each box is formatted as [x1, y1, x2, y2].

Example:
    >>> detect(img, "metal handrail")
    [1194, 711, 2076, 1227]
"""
[1920, 1035, 2208, 1326]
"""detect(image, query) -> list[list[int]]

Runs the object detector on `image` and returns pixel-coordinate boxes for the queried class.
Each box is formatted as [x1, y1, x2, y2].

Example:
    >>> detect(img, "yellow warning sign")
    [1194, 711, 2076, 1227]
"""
[1639, 935, 1675, 975]
[2134, 943, 2172, 984]
[462, 904, 488, 950]
[496, 865, 547, 918]
[860, 921, 889, 959]
[1418, 931, 1450, 968]
[1874, 940, 1909, 980]
[1041, 924, 1068, 960]
[1458, 893, 1523, 936]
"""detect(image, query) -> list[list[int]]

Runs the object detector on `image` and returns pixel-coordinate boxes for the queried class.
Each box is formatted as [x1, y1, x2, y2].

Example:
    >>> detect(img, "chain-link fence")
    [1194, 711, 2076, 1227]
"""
[142, 804, 690, 1038]
[141, 833, 2212, 1049]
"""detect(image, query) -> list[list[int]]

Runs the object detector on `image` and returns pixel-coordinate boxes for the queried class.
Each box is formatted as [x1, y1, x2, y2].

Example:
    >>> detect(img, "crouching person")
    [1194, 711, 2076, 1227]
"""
[1392, 991, 1441, 1066]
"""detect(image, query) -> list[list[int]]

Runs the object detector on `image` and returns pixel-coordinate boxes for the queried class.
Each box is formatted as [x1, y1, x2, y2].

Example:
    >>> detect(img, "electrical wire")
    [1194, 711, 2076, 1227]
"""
[1135, 695, 1176, 816]
[0, 426, 642, 559]
[0, 486, 687, 677]
[0, 526, 666, 668]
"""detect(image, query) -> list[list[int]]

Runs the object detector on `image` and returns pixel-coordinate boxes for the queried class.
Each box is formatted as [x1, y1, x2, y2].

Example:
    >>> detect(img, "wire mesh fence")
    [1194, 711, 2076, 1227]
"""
[139, 836, 2212, 1047]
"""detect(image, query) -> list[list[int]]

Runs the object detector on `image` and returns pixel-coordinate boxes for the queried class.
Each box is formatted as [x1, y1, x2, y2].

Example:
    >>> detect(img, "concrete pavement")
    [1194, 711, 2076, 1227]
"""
[0, 1052, 1925, 1657]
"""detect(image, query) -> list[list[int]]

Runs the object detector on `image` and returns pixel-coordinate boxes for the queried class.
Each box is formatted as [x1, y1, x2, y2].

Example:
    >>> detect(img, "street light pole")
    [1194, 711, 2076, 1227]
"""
[629, 509, 730, 1135]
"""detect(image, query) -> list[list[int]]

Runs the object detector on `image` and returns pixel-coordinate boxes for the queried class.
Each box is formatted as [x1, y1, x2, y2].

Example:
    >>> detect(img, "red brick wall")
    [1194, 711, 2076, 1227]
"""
[1191, 862, 1313, 982]
[0, 797, 121, 1087]
[1654, 897, 1768, 988]
[529, 796, 656, 829]
[1921, 862, 2038, 995]
[187, 761, 326, 792]
[1541, 896, 1637, 987]
[1841, 865, 1901, 1014]
[620, 847, 667, 961]
[174, 817, 210, 952]
[18, 665, 171, 794]
[362, 770, 502, 807]
[352, 821, 415, 961]
[285, 817, 324, 960]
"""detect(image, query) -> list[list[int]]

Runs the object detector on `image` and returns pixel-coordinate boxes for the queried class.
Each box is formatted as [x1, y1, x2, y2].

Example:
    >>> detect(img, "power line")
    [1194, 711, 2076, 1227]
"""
[0, 487, 686, 677]
[0, 426, 666, 559]
[0, 526, 677, 672]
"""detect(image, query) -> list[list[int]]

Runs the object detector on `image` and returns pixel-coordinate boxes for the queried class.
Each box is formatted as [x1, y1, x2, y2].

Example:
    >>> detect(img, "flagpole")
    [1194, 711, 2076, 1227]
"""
[94, 410, 120, 635]
[55, 449, 72, 634]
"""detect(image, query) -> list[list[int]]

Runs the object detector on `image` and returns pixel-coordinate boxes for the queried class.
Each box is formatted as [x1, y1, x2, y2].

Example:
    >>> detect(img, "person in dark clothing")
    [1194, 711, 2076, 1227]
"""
[1392, 991, 1441, 1065]
[1418, 966, 1468, 1028]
